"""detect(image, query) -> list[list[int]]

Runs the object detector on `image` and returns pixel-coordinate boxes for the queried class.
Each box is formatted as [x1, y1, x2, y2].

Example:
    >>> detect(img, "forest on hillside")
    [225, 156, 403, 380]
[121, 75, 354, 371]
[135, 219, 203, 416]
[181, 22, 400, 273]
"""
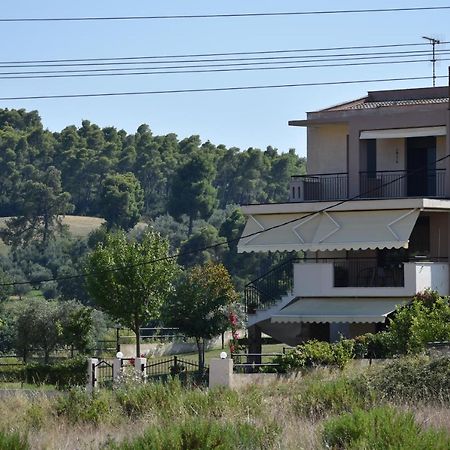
[0, 108, 305, 302]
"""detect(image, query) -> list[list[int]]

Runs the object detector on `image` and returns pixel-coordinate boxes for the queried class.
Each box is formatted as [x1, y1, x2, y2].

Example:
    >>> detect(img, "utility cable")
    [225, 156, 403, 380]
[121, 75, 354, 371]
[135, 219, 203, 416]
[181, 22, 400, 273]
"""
[0, 41, 442, 65]
[0, 75, 446, 101]
[0, 6, 449, 22]
[1, 153, 449, 287]
[1, 58, 449, 81]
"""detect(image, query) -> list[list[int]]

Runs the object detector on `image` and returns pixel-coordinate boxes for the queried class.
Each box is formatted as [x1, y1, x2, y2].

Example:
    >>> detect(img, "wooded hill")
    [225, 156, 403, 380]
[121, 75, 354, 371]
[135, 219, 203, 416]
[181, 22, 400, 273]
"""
[0, 108, 305, 299]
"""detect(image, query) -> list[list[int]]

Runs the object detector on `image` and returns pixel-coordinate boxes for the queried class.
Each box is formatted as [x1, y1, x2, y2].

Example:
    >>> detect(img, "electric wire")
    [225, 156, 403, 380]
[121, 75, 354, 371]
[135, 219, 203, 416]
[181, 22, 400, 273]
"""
[1, 153, 449, 287]
[0, 41, 442, 65]
[1, 48, 449, 70]
[0, 75, 446, 101]
[1, 6, 449, 22]
[1, 57, 449, 80]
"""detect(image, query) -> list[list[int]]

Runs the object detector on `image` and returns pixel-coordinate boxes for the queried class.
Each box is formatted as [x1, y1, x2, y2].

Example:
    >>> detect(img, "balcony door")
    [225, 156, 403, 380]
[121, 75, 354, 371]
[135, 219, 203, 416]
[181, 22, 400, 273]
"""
[406, 137, 436, 196]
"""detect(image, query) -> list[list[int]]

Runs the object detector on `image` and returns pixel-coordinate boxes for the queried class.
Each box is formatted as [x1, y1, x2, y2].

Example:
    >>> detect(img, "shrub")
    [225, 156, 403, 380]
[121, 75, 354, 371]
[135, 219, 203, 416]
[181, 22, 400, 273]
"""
[56, 387, 117, 424]
[24, 358, 87, 387]
[272, 339, 353, 372]
[0, 430, 29, 450]
[293, 376, 375, 419]
[369, 356, 450, 403]
[111, 418, 279, 450]
[322, 406, 450, 449]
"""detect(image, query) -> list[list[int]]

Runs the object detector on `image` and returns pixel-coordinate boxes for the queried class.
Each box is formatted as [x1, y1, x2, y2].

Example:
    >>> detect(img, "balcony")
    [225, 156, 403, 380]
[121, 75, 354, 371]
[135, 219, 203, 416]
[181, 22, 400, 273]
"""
[360, 169, 446, 199]
[244, 257, 449, 314]
[293, 259, 449, 298]
[289, 169, 446, 202]
[290, 173, 348, 202]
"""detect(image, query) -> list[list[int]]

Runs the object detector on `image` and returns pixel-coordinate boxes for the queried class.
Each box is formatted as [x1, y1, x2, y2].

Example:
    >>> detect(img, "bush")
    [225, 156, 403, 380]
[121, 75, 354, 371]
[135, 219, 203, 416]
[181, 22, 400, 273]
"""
[272, 339, 353, 372]
[322, 406, 450, 449]
[0, 430, 29, 450]
[56, 388, 117, 424]
[24, 358, 87, 387]
[369, 356, 450, 403]
[111, 418, 279, 450]
[0, 363, 25, 383]
[293, 376, 375, 419]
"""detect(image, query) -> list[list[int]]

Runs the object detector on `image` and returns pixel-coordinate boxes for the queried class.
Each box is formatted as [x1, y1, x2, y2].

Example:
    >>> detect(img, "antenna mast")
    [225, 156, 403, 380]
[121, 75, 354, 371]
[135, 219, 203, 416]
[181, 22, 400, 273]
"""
[422, 36, 441, 87]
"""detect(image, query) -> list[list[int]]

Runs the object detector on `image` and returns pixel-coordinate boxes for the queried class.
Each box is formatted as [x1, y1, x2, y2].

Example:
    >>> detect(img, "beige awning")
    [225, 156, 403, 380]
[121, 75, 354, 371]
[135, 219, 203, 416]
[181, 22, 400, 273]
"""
[360, 126, 446, 140]
[271, 297, 409, 324]
[237, 208, 420, 253]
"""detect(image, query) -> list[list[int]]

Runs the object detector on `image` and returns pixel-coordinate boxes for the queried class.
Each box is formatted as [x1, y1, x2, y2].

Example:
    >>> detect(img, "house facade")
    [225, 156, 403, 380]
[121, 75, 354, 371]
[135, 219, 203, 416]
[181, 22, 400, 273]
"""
[238, 86, 450, 346]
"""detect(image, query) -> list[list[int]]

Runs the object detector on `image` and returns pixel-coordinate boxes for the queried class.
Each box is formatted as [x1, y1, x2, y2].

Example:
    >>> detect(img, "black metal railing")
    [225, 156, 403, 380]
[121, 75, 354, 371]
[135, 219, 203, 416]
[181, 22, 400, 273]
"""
[290, 173, 348, 202]
[244, 257, 411, 314]
[360, 169, 445, 199]
[333, 259, 404, 287]
[244, 258, 301, 314]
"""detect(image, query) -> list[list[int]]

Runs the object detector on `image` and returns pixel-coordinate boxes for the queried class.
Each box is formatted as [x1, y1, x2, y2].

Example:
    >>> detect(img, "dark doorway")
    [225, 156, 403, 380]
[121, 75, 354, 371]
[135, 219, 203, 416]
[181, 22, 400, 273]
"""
[406, 137, 436, 196]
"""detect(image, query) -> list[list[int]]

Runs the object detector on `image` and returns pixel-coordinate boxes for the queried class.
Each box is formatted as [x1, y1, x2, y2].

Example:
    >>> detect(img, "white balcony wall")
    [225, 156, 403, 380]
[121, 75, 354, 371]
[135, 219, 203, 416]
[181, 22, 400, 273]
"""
[293, 262, 449, 297]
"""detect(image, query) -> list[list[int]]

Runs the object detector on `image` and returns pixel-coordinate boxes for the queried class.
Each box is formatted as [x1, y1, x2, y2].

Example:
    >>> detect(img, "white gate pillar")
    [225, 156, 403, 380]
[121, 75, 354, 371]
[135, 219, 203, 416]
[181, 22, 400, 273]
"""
[113, 358, 122, 382]
[87, 358, 98, 392]
[135, 357, 147, 381]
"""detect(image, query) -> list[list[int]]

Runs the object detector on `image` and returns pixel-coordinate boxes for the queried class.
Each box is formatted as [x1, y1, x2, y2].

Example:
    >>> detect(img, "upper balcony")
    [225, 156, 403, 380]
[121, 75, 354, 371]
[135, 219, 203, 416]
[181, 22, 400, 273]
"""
[290, 169, 446, 202]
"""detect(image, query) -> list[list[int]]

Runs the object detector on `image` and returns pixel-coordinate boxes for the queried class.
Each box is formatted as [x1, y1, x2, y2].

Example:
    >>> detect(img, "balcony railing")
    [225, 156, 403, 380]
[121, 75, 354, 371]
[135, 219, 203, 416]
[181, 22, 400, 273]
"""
[333, 259, 404, 288]
[290, 173, 348, 202]
[289, 169, 446, 202]
[360, 169, 446, 199]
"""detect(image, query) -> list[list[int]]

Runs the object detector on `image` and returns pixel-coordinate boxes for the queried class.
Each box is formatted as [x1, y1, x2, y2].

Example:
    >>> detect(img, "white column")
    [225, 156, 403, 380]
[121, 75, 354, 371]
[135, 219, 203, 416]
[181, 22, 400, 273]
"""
[113, 358, 122, 383]
[134, 357, 147, 381]
[209, 358, 233, 389]
[87, 358, 98, 393]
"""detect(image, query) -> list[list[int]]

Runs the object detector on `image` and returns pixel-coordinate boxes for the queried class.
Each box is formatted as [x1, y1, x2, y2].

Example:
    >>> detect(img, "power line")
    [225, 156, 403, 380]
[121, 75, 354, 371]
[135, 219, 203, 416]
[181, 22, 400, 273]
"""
[2, 58, 449, 81]
[1, 6, 449, 22]
[0, 41, 439, 65]
[2, 153, 449, 288]
[0, 75, 445, 101]
[1, 48, 447, 70]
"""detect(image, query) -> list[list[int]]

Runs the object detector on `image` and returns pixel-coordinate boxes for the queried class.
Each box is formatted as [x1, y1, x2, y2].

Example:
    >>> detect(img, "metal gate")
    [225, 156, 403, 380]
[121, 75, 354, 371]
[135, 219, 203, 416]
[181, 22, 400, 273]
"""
[93, 360, 113, 388]
[144, 356, 208, 385]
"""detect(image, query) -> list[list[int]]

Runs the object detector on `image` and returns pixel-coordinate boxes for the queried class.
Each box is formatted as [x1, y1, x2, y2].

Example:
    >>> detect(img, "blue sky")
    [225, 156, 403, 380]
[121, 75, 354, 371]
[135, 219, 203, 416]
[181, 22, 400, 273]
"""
[0, 1, 449, 156]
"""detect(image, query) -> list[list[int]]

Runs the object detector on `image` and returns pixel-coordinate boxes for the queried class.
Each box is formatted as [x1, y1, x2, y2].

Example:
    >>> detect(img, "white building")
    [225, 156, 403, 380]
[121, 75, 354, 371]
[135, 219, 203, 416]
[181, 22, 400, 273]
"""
[238, 86, 450, 346]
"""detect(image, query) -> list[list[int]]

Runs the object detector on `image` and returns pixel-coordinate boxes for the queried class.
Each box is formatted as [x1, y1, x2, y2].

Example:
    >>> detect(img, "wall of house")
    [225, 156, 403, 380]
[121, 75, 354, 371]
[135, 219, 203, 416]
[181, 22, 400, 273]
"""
[376, 138, 405, 172]
[429, 212, 449, 259]
[293, 261, 450, 297]
[307, 124, 348, 174]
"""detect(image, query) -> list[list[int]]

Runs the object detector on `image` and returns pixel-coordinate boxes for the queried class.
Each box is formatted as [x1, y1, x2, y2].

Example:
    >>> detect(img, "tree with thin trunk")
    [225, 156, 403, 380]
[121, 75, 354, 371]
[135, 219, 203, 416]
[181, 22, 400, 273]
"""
[85, 230, 178, 357]
[163, 262, 238, 370]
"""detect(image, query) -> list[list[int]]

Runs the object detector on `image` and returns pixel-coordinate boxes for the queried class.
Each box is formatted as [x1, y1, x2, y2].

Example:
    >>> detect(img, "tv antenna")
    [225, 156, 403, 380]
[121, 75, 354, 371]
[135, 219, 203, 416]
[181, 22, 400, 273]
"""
[422, 36, 441, 87]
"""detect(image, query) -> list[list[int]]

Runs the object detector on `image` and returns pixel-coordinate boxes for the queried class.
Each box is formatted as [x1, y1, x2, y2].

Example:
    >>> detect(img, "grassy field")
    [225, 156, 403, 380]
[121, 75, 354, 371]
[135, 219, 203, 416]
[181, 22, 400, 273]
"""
[0, 356, 448, 449]
[0, 215, 149, 255]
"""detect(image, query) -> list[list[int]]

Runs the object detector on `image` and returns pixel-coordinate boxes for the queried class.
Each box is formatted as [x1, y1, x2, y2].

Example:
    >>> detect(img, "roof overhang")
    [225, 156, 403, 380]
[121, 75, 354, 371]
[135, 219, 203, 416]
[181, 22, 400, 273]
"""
[271, 297, 409, 324]
[237, 208, 420, 253]
[360, 126, 446, 140]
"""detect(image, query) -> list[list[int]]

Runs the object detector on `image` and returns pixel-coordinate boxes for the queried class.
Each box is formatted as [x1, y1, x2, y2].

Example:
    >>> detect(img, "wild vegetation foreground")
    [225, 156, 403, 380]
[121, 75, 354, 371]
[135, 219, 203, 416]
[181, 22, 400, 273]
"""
[0, 355, 449, 449]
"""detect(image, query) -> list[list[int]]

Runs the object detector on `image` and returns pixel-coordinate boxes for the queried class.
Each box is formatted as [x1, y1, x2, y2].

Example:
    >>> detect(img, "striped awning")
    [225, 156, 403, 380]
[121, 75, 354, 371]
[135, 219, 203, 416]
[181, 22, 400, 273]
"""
[237, 209, 419, 253]
[271, 297, 408, 324]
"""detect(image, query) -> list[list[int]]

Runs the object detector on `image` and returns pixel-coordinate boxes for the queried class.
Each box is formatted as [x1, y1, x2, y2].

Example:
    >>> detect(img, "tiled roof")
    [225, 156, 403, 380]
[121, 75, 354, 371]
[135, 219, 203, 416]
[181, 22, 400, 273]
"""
[325, 97, 449, 111]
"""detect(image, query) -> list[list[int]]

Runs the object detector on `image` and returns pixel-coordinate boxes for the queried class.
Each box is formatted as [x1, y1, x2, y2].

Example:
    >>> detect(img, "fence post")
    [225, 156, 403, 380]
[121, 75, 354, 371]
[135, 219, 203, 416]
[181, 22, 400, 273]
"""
[135, 357, 147, 381]
[87, 358, 98, 393]
[113, 358, 122, 383]
[209, 357, 233, 389]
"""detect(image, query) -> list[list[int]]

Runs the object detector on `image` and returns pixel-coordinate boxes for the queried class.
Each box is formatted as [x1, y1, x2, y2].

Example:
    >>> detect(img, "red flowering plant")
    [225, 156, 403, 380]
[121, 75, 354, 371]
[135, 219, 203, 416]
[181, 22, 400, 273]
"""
[228, 303, 245, 355]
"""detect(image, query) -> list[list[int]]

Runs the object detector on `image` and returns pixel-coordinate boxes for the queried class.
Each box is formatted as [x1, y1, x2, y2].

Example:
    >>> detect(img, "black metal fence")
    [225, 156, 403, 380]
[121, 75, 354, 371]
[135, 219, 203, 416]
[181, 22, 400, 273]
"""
[290, 173, 348, 202]
[144, 356, 208, 385]
[231, 353, 282, 373]
[360, 169, 445, 199]
[334, 259, 404, 287]
[93, 360, 113, 388]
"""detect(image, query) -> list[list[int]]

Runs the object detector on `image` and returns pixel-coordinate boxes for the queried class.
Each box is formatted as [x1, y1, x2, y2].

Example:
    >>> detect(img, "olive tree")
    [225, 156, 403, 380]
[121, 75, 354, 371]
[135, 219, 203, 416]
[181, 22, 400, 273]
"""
[86, 230, 178, 356]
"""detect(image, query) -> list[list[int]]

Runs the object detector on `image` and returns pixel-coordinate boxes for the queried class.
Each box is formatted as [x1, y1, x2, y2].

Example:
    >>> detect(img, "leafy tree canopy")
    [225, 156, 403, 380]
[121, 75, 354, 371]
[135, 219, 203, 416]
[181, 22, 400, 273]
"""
[85, 230, 179, 356]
